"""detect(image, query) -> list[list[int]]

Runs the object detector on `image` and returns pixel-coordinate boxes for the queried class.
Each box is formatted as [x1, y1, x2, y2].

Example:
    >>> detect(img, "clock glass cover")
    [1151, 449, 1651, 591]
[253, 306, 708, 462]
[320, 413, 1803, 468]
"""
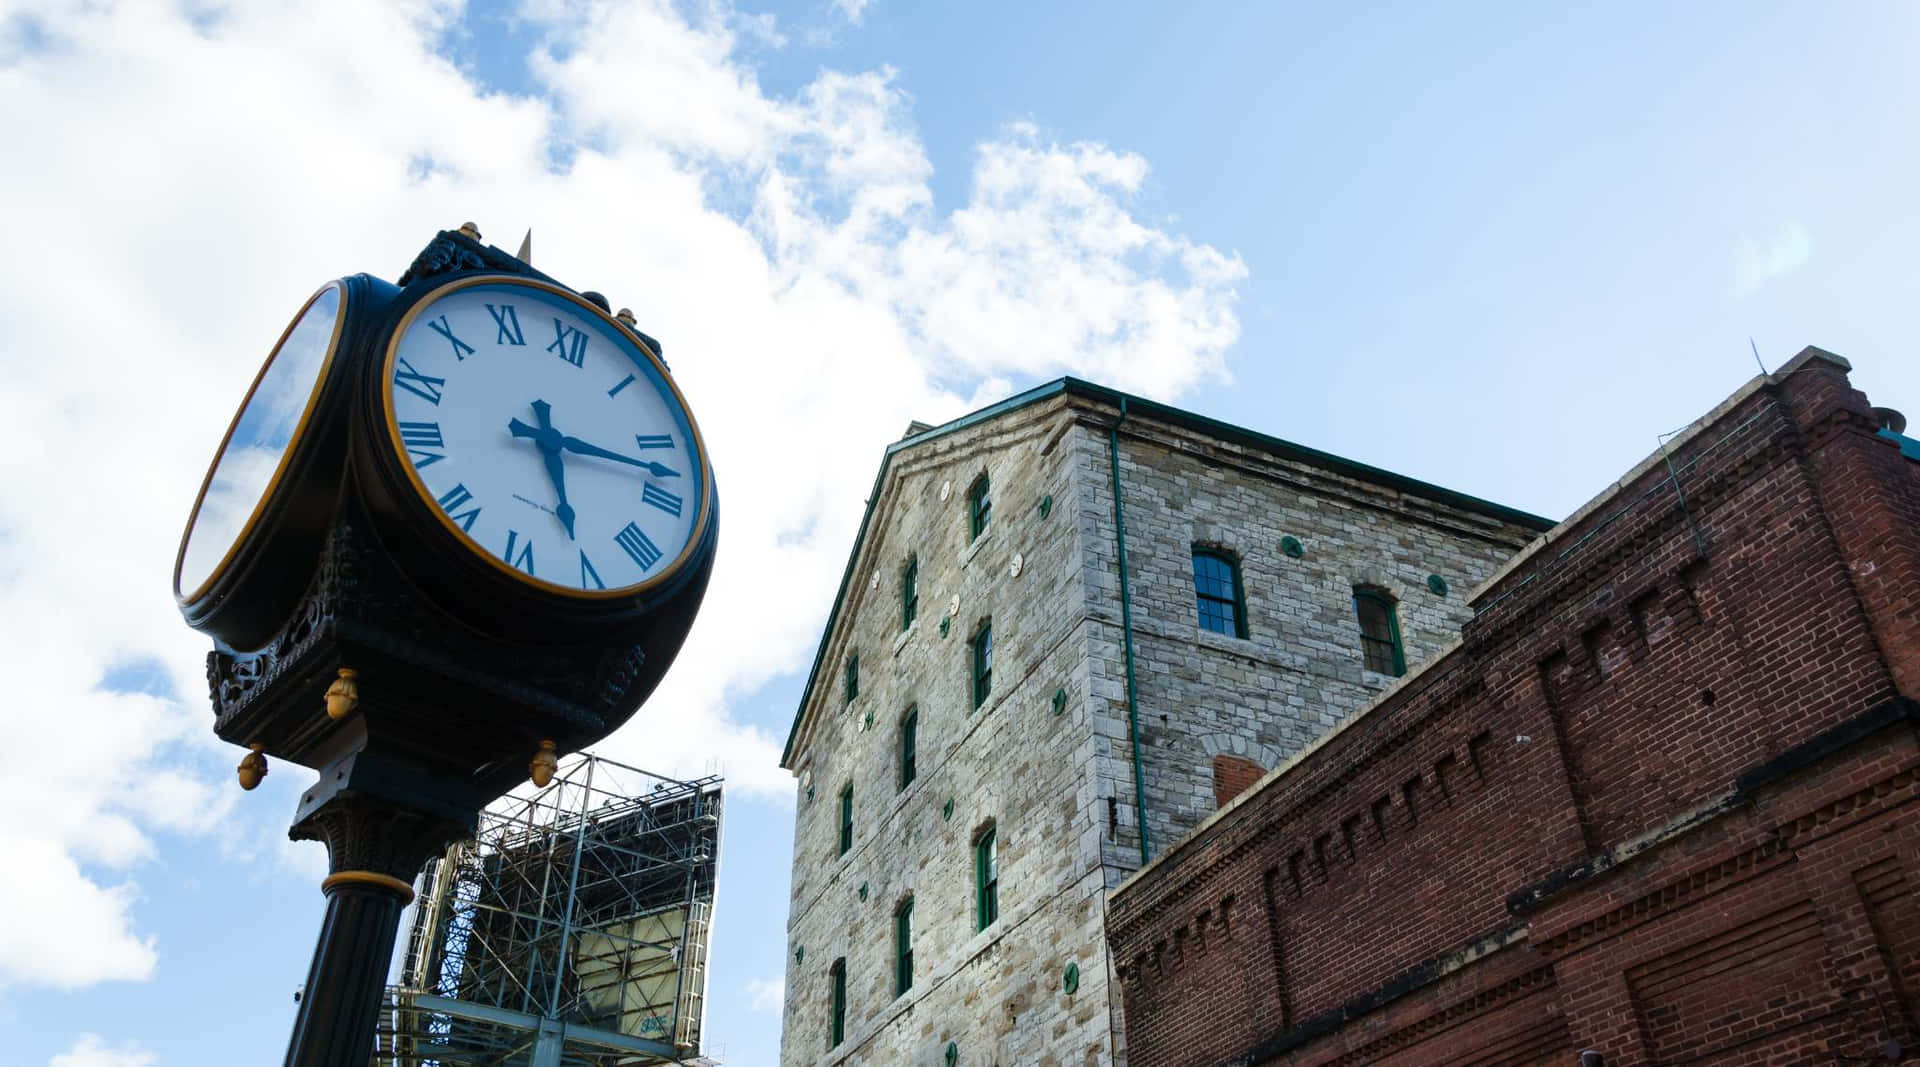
[384, 279, 707, 595]
[175, 282, 345, 600]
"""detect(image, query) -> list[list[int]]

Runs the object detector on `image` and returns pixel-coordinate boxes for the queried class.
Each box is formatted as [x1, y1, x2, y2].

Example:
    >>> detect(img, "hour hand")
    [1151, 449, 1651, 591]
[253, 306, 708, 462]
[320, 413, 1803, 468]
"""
[558, 435, 680, 479]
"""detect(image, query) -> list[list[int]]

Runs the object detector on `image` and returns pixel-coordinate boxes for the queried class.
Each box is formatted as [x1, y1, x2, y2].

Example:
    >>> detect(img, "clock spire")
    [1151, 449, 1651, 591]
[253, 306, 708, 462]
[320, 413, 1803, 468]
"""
[516, 229, 533, 265]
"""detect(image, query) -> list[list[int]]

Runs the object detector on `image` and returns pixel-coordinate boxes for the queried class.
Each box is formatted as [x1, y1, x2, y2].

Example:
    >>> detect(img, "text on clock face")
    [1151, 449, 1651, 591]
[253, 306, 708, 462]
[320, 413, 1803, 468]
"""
[387, 284, 701, 593]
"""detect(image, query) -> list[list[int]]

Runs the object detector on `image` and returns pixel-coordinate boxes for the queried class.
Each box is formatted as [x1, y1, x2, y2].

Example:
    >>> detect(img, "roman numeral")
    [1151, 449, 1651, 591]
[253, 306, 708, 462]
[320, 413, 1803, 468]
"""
[486, 303, 525, 346]
[504, 529, 536, 575]
[642, 484, 683, 518]
[579, 550, 605, 590]
[615, 522, 661, 570]
[634, 434, 674, 450]
[608, 374, 636, 397]
[547, 319, 587, 367]
[426, 315, 475, 361]
[394, 358, 446, 405]
[436, 483, 481, 532]
[399, 421, 444, 468]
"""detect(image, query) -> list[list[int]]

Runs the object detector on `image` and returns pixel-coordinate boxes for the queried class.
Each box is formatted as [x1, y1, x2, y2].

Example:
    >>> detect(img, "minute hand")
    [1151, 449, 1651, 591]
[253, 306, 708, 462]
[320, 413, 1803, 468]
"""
[558, 435, 681, 478]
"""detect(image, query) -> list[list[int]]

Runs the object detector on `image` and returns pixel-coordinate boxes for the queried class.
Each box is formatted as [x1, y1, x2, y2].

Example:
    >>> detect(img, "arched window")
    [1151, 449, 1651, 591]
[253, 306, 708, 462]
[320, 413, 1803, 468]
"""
[1192, 548, 1247, 637]
[1353, 587, 1405, 676]
[1212, 754, 1265, 808]
[895, 896, 915, 996]
[828, 957, 847, 1048]
[967, 473, 992, 540]
[901, 553, 919, 630]
[898, 705, 918, 791]
[970, 619, 993, 710]
[974, 823, 999, 931]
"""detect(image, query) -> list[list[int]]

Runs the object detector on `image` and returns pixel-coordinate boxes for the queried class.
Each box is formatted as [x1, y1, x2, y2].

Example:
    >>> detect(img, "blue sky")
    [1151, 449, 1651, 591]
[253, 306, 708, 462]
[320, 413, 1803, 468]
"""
[1, 2, 1916, 1065]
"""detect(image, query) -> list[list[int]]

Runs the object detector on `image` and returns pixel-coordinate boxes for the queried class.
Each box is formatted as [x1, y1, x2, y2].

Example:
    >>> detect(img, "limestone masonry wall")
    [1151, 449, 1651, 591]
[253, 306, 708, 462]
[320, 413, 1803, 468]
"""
[781, 383, 1547, 1066]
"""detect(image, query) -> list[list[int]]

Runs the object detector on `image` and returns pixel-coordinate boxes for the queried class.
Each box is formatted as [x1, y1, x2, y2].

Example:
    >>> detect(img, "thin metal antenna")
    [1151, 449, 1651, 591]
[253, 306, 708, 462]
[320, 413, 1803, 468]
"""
[516, 229, 533, 265]
[1749, 336, 1766, 376]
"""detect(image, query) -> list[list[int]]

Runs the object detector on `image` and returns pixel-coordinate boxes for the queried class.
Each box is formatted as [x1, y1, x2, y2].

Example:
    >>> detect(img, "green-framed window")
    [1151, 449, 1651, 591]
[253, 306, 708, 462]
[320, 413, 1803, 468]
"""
[974, 825, 999, 931]
[1192, 548, 1247, 638]
[844, 653, 859, 704]
[828, 957, 847, 1048]
[1353, 587, 1406, 676]
[970, 619, 993, 710]
[968, 473, 991, 540]
[895, 896, 914, 996]
[837, 783, 853, 856]
[902, 553, 919, 629]
[899, 705, 918, 791]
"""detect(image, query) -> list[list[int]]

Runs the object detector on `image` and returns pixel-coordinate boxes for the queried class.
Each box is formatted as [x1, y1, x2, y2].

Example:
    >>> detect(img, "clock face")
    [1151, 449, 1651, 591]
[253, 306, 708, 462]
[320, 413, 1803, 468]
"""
[176, 281, 346, 600]
[383, 278, 709, 596]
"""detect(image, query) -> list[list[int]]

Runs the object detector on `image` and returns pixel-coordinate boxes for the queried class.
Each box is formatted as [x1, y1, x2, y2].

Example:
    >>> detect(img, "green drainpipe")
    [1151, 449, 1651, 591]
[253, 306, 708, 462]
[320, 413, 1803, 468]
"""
[1107, 398, 1151, 866]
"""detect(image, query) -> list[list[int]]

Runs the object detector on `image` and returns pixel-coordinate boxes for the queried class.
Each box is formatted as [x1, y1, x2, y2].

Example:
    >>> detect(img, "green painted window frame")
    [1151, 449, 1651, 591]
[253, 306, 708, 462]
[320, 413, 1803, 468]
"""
[1353, 587, 1407, 676]
[899, 705, 918, 791]
[895, 897, 914, 996]
[902, 553, 919, 629]
[828, 957, 847, 1048]
[968, 473, 992, 540]
[970, 619, 993, 710]
[844, 653, 858, 704]
[974, 825, 999, 931]
[1191, 547, 1248, 638]
[837, 783, 853, 856]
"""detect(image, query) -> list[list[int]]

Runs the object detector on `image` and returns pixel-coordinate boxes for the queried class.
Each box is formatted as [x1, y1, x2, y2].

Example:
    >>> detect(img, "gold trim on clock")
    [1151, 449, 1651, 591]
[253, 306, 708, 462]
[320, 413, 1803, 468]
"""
[174, 280, 350, 604]
[379, 275, 716, 600]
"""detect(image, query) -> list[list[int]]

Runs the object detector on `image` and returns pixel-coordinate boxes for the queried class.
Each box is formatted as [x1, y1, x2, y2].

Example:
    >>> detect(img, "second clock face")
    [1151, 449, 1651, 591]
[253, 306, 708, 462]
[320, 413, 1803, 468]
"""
[384, 279, 707, 595]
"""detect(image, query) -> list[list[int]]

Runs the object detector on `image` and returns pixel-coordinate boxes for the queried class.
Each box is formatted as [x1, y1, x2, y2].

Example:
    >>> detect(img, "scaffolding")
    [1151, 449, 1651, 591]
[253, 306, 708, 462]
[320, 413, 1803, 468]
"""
[373, 753, 722, 1066]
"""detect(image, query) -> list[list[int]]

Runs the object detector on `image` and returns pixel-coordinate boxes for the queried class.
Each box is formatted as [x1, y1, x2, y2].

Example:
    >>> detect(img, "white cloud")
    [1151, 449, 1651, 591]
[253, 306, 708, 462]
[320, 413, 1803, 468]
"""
[1731, 221, 1811, 297]
[48, 1034, 156, 1067]
[746, 975, 785, 1013]
[832, 0, 874, 24]
[0, 0, 1242, 991]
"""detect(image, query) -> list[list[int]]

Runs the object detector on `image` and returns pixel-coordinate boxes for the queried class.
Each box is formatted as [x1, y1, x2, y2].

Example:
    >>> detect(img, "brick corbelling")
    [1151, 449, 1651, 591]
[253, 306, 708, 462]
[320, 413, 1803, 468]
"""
[1105, 671, 1485, 934]
[1315, 963, 1557, 1067]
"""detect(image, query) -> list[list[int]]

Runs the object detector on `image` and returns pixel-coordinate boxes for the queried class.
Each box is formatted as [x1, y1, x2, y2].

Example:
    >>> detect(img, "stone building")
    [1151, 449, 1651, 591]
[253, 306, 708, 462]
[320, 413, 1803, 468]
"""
[777, 378, 1550, 1065]
[1104, 349, 1920, 1064]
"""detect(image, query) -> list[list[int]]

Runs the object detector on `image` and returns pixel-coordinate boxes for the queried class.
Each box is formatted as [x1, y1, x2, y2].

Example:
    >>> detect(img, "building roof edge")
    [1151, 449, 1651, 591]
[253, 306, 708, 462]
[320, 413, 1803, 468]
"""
[780, 377, 1556, 769]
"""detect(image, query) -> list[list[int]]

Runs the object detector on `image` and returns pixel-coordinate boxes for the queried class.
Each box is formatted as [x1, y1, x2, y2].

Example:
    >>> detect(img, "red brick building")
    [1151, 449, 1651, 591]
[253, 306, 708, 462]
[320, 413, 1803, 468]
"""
[1105, 349, 1920, 1065]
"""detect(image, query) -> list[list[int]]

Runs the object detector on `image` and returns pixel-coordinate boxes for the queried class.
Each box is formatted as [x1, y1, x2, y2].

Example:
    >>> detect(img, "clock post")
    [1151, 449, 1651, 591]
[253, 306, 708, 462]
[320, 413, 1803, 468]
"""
[175, 225, 717, 1067]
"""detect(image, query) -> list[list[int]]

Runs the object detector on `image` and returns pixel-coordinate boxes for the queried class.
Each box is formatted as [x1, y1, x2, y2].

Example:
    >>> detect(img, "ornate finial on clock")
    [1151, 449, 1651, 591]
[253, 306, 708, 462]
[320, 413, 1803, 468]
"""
[616, 308, 637, 326]
[458, 221, 482, 241]
[529, 740, 559, 787]
[515, 229, 532, 264]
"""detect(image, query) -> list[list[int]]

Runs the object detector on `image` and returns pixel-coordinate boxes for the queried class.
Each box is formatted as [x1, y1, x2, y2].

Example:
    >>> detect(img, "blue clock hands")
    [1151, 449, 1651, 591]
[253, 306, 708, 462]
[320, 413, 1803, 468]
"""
[508, 401, 683, 545]
[508, 400, 576, 539]
[557, 435, 680, 479]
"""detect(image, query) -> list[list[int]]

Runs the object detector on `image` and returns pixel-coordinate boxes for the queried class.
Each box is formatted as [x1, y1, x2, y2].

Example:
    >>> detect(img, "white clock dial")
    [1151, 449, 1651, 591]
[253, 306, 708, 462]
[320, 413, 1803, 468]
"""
[177, 281, 345, 600]
[384, 279, 708, 595]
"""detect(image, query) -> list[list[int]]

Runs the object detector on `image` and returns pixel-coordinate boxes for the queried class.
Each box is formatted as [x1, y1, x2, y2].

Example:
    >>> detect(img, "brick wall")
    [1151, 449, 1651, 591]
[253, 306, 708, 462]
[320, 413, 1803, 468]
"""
[1106, 348, 1920, 1066]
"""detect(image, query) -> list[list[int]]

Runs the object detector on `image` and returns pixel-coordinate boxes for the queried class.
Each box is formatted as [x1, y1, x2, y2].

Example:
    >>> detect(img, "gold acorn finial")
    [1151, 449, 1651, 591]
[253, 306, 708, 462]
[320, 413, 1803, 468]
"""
[238, 742, 268, 791]
[616, 308, 637, 327]
[530, 740, 559, 787]
[324, 668, 359, 721]
[458, 221, 482, 241]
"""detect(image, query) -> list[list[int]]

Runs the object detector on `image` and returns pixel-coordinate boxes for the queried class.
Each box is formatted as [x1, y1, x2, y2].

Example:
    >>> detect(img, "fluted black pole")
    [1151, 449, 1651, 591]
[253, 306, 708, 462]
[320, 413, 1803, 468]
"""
[284, 792, 469, 1067]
